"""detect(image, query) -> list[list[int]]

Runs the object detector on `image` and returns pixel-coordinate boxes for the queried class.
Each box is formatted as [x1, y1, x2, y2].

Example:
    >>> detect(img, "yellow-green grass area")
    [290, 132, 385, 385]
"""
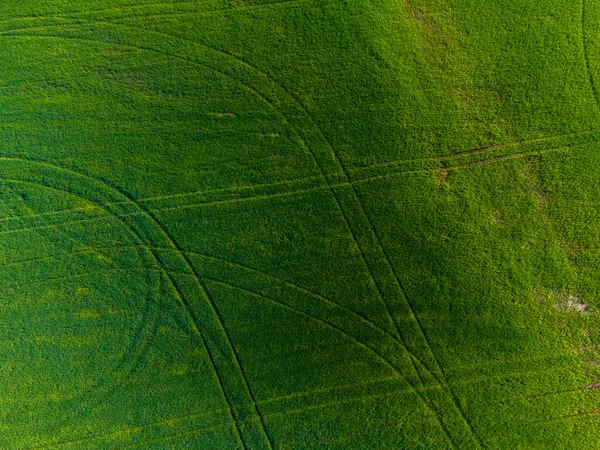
[2, 0, 600, 448]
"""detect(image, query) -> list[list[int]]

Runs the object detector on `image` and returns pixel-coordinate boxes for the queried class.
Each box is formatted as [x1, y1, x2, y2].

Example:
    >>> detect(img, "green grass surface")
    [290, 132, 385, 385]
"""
[2, 0, 600, 448]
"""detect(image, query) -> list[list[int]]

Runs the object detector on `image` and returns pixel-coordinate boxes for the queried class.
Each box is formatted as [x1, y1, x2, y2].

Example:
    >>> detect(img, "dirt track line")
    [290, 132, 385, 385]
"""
[0, 182, 331, 233]
[177, 10, 444, 373]
[31, 360, 536, 450]
[0, 209, 121, 237]
[333, 178, 472, 447]
[203, 278, 459, 449]
[116, 411, 441, 450]
[117, 207, 271, 449]
[0, 203, 123, 224]
[0, 139, 575, 231]
[136, 175, 325, 203]
[0, 185, 335, 239]
[112, 185, 273, 448]
[350, 130, 597, 178]
[350, 139, 522, 174]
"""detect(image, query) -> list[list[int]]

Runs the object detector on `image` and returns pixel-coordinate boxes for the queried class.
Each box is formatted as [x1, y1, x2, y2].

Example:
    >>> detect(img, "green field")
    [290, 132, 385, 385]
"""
[2, 0, 600, 448]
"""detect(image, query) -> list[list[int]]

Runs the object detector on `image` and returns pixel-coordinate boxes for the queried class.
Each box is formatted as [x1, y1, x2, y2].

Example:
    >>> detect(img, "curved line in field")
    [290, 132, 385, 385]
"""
[0, 24, 492, 445]
[2, 22, 598, 185]
[95, 24, 461, 424]
[0, 191, 160, 417]
[0, 235, 427, 386]
[0, 180, 339, 235]
[2, 26, 594, 217]
[19, 267, 581, 448]
[582, 0, 600, 114]
[142, 23, 482, 444]
[0, 131, 590, 223]
[0, 28, 466, 444]
[0, 131, 589, 232]
[203, 278, 460, 446]
[1, 187, 160, 419]
[204, 275, 457, 447]
[0, 159, 269, 449]
[0, 187, 184, 428]
[4, 238, 575, 400]
[122, 25, 458, 383]
[8, 268, 449, 447]
[206, 277, 411, 377]
[0, 0, 305, 32]
[0, 27, 409, 341]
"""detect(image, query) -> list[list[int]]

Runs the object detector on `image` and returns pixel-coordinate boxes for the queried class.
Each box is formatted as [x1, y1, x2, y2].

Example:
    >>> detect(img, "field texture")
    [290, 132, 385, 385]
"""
[2, 0, 600, 448]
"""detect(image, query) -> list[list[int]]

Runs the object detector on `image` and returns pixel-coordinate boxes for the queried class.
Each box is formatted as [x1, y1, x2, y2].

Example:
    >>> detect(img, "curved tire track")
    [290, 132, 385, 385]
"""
[582, 0, 600, 114]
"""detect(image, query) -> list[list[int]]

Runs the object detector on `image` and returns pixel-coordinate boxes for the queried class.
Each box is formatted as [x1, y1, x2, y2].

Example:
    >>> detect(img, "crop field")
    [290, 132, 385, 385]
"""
[3, 0, 600, 448]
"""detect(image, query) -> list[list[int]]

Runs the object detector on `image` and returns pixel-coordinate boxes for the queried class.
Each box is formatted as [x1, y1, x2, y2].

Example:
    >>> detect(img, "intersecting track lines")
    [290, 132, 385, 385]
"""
[0, 22, 487, 445]
[0, 157, 272, 450]
[0, 187, 161, 430]
[166, 30, 483, 447]
[134, 22, 488, 448]
[0, 241, 426, 391]
[0, 26, 472, 444]
[1, 130, 595, 241]
[9, 272, 582, 447]
[11, 16, 597, 446]
[1, 241, 579, 409]
[0, 241, 425, 369]
[0, 26, 400, 337]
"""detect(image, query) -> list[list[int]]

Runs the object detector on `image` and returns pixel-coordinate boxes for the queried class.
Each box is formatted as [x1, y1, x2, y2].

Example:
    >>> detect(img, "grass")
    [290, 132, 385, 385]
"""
[1, 0, 600, 448]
